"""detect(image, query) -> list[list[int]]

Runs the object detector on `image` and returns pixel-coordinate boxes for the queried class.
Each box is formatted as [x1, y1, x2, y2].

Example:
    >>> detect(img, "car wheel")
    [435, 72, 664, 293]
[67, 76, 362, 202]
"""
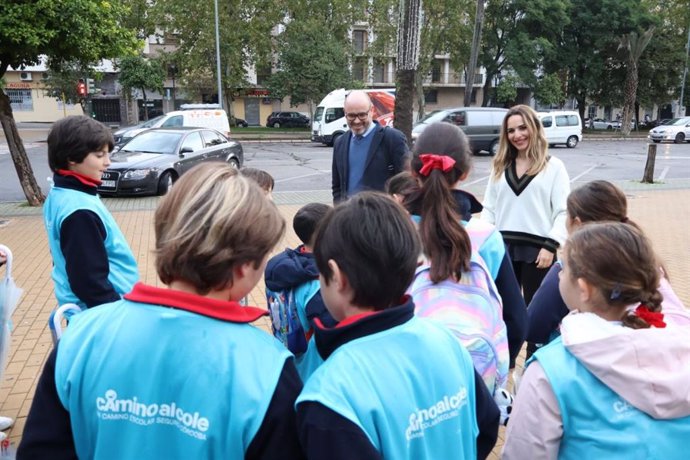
[606, 125, 613, 130]
[489, 139, 499, 156]
[674, 132, 685, 144]
[228, 158, 240, 169]
[273, 122, 281, 128]
[157, 171, 174, 196]
[330, 133, 342, 148]
[566, 136, 578, 148]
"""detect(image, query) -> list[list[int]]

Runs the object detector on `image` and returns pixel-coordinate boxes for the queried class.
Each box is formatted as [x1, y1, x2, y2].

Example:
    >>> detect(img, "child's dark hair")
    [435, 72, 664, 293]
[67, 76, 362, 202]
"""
[241, 167, 274, 192]
[293, 203, 331, 246]
[567, 180, 635, 226]
[565, 222, 663, 329]
[408, 122, 472, 282]
[385, 171, 419, 211]
[314, 192, 421, 310]
[47, 115, 114, 172]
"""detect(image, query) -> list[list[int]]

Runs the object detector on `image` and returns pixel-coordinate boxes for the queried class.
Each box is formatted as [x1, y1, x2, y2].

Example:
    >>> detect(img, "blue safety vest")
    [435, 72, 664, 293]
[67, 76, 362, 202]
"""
[535, 337, 690, 460]
[298, 316, 478, 459]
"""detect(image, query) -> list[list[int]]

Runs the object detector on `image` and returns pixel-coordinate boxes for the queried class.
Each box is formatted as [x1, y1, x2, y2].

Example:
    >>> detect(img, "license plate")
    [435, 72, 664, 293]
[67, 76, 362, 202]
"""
[101, 180, 116, 188]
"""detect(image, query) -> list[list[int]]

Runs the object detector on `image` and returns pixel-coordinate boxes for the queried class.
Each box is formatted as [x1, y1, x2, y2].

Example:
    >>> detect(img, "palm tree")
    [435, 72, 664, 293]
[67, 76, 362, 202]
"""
[394, 0, 422, 143]
[618, 27, 655, 136]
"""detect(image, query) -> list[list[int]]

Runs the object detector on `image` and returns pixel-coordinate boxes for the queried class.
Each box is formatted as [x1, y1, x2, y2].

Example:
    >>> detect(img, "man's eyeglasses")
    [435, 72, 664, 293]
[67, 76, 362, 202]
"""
[345, 112, 370, 121]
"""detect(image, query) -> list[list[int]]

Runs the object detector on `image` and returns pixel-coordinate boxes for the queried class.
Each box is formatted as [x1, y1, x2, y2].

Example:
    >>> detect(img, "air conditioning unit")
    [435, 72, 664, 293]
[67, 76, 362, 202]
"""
[20, 72, 32, 81]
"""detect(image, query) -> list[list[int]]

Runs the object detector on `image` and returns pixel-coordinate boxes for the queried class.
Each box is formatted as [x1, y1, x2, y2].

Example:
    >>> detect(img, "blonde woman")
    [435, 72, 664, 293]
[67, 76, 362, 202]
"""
[481, 105, 569, 326]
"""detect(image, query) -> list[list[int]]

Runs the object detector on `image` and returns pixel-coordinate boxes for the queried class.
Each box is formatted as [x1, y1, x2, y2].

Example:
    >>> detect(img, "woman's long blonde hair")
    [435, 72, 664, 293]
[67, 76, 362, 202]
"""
[491, 104, 549, 180]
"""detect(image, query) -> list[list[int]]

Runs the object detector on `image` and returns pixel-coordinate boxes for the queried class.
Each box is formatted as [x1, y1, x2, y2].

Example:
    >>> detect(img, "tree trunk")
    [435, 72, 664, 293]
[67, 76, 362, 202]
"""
[464, 0, 485, 107]
[642, 143, 656, 183]
[395, 69, 415, 144]
[395, 0, 422, 144]
[0, 90, 45, 206]
[481, 74, 494, 107]
[620, 60, 637, 136]
[415, 72, 425, 122]
[142, 89, 149, 121]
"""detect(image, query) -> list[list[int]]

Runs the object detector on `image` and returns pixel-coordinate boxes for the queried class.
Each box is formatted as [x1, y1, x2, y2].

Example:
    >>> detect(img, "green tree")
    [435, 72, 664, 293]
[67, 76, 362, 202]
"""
[534, 73, 565, 107]
[41, 60, 96, 107]
[541, 0, 653, 121]
[151, 0, 286, 116]
[495, 74, 519, 106]
[267, 1, 357, 111]
[480, 0, 569, 106]
[117, 55, 166, 121]
[0, 0, 138, 205]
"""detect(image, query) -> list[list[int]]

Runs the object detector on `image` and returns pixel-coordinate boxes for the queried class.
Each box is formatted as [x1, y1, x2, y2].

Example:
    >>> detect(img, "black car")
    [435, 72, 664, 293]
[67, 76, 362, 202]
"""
[98, 127, 243, 196]
[266, 111, 310, 128]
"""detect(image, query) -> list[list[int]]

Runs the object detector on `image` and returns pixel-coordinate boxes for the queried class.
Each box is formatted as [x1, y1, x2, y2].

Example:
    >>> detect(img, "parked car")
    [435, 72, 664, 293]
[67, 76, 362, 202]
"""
[539, 111, 582, 148]
[589, 118, 617, 130]
[648, 117, 690, 144]
[233, 117, 249, 127]
[99, 127, 243, 196]
[266, 111, 310, 128]
[411, 107, 508, 155]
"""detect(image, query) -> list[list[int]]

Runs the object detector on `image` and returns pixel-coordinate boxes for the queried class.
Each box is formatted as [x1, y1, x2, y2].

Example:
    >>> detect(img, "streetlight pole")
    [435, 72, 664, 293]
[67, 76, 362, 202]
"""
[214, 0, 223, 110]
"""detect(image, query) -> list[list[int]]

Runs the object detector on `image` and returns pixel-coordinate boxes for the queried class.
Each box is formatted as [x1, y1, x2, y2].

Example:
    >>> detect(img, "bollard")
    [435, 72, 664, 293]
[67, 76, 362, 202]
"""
[642, 143, 657, 183]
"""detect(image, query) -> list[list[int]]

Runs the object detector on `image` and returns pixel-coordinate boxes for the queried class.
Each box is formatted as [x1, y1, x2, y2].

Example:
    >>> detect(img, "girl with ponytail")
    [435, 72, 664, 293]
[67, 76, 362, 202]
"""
[503, 222, 690, 459]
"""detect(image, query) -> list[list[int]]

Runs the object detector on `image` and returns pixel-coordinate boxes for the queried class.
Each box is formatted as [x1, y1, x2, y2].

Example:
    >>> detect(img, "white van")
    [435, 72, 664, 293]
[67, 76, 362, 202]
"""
[538, 111, 582, 148]
[114, 104, 231, 146]
[312, 88, 396, 146]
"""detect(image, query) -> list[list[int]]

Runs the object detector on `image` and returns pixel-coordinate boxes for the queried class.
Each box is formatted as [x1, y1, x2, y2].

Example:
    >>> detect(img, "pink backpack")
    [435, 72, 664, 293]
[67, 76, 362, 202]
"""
[408, 255, 509, 395]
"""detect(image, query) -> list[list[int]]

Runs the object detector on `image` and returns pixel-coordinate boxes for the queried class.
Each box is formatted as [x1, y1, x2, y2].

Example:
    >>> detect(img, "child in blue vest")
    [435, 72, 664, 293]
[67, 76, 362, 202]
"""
[19, 163, 305, 459]
[404, 122, 527, 370]
[43, 115, 139, 309]
[503, 222, 690, 459]
[265, 202, 335, 355]
[527, 180, 690, 347]
[296, 192, 499, 460]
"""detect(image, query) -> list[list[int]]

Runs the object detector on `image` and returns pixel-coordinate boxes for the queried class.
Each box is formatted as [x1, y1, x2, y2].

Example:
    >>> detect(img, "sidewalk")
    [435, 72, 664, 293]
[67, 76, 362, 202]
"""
[0, 188, 688, 458]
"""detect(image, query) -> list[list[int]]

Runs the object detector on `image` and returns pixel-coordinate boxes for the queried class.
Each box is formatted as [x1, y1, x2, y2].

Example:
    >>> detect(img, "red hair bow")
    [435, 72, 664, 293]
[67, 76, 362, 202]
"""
[419, 154, 456, 176]
[635, 305, 666, 328]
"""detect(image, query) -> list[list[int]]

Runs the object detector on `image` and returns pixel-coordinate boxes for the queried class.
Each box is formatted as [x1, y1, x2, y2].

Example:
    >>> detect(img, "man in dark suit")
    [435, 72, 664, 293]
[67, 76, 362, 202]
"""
[332, 91, 409, 203]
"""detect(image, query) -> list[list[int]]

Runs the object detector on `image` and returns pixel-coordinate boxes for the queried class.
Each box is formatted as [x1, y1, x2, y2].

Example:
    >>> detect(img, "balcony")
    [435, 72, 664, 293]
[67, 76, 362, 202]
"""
[422, 72, 484, 87]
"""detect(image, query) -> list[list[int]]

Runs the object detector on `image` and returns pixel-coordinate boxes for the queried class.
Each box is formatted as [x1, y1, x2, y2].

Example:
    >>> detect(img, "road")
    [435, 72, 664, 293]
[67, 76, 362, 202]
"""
[1, 138, 690, 202]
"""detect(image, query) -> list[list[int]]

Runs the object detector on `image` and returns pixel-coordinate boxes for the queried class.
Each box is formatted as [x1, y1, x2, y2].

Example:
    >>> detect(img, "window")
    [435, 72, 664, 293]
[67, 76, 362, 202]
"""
[424, 90, 438, 104]
[431, 61, 442, 83]
[7, 89, 33, 112]
[556, 115, 579, 126]
[202, 130, 224, 147]
[588, 105, 597, 119]
[325, 108, 344, 123]
[256, 64, 272, 86]
[542, 116, 553, 128]
[352, 58, 367, 82]
[180, 132, 204, 152]
[162, 115, 183, 127]
[373, 61, 386, 83]
[353, 30, 367, 54]
[446, 111, 466, 126]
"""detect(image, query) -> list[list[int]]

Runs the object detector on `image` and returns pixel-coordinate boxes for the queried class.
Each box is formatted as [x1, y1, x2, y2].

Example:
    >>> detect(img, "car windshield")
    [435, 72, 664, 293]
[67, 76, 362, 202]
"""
[418, 110, 442, 123]
[120, 131, 183, 154]
[417, 110, 448, 124]
[137, 115, 165, 129]
[314, 107, 324, 122]
[671, 117, 690, 125]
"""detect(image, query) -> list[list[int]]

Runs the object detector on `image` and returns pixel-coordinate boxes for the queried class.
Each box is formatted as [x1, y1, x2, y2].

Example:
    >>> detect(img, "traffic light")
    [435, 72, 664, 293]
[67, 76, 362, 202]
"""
[77, 79, 87, 97]
[86, 78, 95, 94]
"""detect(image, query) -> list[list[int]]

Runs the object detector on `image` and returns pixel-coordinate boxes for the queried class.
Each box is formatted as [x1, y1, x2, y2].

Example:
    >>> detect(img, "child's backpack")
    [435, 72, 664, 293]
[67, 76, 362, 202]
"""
[266, 280, 319, 355]
[408, 255, 509, 395]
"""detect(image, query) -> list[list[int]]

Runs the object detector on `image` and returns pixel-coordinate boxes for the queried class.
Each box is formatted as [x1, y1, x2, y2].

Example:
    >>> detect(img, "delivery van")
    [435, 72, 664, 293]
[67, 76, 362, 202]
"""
[114, 104, 231, 146]
[311, 88, 396, 146]
[538, 111, 582, 148]
[412, 107, 508, 155]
